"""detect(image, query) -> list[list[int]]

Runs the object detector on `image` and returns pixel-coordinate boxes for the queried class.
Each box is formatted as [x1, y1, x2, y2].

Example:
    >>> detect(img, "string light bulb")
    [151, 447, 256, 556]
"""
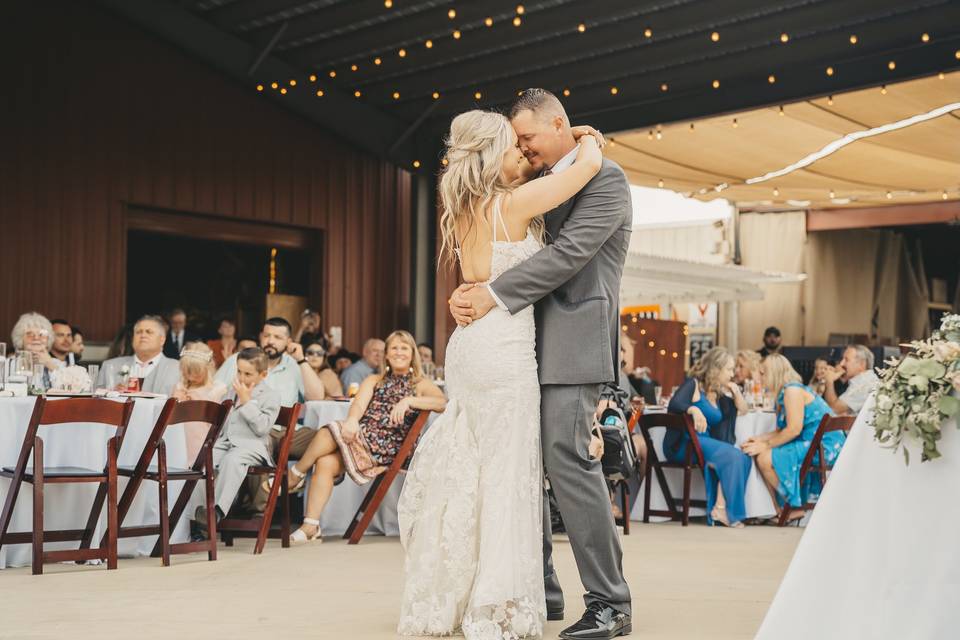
[647, 130, 653, 140]
[441, 158, 448, 166]
[886, 191, 893, 199]
[309, 74, 317, 82]
[289, 79, 297, 86]
[732, 118, 739, 128]
[939, 72, 945, 79]
[689, 123, 695, 132]
[955, 50, 960, 59]
[354, 90, 362, 97]
[610, 86, 618, 95]
[392, 91, 400, 99]
[413, 160, 421, 168]
[657, 179, 664, 188]
[398, 48, 407, 57]
[881, 84, 887, 95]
[648, 341, 655, 348]
[773, 187, 780, 196]
[350, 64, 358, 71]
[711, 31, 720, 42]
[425, 39, 433, 48]
[432, 91, 440, 99]
[516, 4, 524, 14]
[447, 8, 456, 19]
[329, 70, 336, 78]
[270, 81, 278, 89]
[453, 30, 461, 39]
[474, 91, 482, 99]
[316, 89, 324, 97]
[513, 16, 522, 26]
[944, 190, 949, 200]
[779, 105, 785, 115]
[660, 83, 669, 92]
[644, 27, 652, 38]
[826, 66, 834, 76]
[829, 189, 835, 198]
[256, 84, 264, 92]
[921, 33, 930, 43]
[562, 88, 571, 96]
[374, 57, 382, 65]
[280, 87, 287, 94]
[712, 79, 720, 89]
[849, 34, 858, 44]
[780, 33, 789, 43]
[384, 0, 392, 6]
[888, 61, 896, 70]
[827, 95, 834, 105]
[485, 17, 493, 27]
[578, 23, 586, 33]
[768, 74, 776, 83]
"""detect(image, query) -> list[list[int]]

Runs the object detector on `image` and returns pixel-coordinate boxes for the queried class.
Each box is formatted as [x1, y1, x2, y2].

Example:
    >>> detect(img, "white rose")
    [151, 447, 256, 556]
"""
[876, 394, 894, 412]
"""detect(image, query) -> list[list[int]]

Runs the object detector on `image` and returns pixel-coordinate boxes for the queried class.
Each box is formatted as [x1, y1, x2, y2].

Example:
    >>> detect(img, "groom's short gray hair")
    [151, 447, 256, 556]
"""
[509, 88, 569, 125]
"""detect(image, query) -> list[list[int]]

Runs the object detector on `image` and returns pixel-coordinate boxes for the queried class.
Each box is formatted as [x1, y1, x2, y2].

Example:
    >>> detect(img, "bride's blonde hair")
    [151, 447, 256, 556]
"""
[438, 110, 542, 267]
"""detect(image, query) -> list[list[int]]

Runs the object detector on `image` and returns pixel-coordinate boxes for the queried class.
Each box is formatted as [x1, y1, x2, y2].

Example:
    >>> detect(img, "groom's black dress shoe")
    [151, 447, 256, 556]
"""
[558, 602, 631, 639]
[547, 607, 564, 621]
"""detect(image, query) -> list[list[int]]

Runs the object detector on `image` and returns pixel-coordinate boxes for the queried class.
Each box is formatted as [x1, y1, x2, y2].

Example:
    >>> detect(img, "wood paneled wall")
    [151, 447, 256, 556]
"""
[0, 2, 412, 349]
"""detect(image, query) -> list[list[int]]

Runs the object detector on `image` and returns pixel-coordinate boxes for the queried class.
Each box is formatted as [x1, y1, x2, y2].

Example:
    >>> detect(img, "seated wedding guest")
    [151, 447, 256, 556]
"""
[215, 318, 304, 407]
[667, 346, 751, 528]
[822, 344, 878, 416]
[207, 317, 238, 367]
[71, 326, 85, 363]
[299, 338, 343, 399]
[417, 343, 434, 367]
[193, 347, 281, 532]
[9, 312, 59, 377]
[237, 336, 258, 351]
[333, 352, 357, 374]
[808, 357, 831, 397]
[340, 338, 385, 390]
[49, 319, 78, 367]
[107, 323, 134, 359]
[164, 308, 196, 360]
[285, 330, 446, 543]
[758, 326, 782, 358]
[734, 349, 762, 387]
[172, 342, 227, 461]
[742, 354, 844, 519]
[293, 308, 331, 350]
[98, 315, 180, 394]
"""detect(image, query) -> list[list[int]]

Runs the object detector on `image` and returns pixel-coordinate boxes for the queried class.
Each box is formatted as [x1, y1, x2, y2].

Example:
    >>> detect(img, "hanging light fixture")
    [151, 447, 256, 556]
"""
[780, 33, 789, 43]
[712, 79, 720, 89]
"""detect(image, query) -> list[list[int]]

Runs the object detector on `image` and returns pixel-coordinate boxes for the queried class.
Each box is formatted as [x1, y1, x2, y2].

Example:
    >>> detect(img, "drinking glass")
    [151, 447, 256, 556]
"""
[30, 363, 47, 396]
[434, 366, 444, 383]
[654, 385, 663, 406]
[15, 351, 33, 379]
[87, 364, 100, 393]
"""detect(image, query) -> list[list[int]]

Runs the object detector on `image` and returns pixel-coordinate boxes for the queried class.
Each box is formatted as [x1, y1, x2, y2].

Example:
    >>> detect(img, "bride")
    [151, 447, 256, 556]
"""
[397, 110, 603, 639]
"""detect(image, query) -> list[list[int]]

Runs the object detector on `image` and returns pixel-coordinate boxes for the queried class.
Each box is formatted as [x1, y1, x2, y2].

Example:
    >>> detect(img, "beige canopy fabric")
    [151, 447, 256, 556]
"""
[606, 71, 960, 208]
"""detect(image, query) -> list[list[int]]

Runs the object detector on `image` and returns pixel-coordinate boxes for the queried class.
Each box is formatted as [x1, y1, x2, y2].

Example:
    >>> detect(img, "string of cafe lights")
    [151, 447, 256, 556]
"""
[251, 10, 960, 172]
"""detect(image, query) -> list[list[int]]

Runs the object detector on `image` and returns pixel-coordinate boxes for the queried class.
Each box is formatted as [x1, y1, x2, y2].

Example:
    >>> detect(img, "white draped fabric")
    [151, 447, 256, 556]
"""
[756, 394, 960, 639]
[0, 396, 190, 569]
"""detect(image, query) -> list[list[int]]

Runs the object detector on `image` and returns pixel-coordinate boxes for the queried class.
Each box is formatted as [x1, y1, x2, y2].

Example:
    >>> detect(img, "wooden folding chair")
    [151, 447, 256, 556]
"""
[0, 397, 134, 574]
[777, 414, 855, 527]
[97, 398, 232, 565]
[343, 410, 431, 545]
[637, 412, 706, 526]
[218, 403, 302, 554]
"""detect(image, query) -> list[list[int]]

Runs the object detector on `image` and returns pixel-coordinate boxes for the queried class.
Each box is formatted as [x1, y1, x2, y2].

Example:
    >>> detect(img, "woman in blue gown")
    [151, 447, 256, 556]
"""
[667, 347, 752, 528]
[742, 354, 845, 518]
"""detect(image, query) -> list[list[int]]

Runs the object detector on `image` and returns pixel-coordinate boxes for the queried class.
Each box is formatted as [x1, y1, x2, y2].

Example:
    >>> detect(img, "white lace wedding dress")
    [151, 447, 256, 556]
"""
[398, 199, 546, 640]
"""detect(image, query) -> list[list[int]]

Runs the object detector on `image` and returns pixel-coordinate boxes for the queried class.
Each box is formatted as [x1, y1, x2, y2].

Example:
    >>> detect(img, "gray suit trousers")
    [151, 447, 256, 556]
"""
[212, 441, 269, 515]
[541, 383, 632, 615]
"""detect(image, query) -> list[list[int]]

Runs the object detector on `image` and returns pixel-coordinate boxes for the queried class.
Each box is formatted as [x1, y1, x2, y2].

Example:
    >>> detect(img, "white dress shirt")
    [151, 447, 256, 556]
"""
[488, 144, 580, 311]
[134, 354, 160, 380]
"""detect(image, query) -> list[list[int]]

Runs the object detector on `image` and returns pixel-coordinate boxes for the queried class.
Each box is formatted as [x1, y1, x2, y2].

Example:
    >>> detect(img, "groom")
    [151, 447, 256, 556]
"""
[451, 88, 633, 639]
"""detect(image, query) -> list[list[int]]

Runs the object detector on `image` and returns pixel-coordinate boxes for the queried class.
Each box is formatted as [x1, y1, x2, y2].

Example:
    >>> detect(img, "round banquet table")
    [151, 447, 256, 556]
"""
[630, 409, 779, 522]
[300, 400, 435, 537]
[0, 395, 190, 569]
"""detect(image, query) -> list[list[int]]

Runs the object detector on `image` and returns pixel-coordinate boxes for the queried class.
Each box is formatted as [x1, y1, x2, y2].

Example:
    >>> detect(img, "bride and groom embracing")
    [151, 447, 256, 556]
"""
[397, 88, 633, 640]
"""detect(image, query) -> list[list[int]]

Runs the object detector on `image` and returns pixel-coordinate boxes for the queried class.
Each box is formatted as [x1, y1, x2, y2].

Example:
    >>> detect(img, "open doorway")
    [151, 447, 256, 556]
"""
[125, 208, 319, 340]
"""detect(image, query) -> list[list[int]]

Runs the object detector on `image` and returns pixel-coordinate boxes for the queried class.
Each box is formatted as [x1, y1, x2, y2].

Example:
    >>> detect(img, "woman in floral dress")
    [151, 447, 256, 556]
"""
[743, 354, 846, 516]
[284, 330, 446, 543]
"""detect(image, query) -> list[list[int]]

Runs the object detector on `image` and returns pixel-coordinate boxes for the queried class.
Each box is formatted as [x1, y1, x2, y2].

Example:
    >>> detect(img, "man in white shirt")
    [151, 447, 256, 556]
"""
[97, 315, 180, 394]
[340, 338, 385, 389]
[824, 344, 879, 415]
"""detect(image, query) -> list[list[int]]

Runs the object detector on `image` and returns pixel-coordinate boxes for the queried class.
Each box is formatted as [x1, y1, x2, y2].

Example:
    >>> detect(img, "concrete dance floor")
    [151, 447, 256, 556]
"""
[0, 523, 801, 640]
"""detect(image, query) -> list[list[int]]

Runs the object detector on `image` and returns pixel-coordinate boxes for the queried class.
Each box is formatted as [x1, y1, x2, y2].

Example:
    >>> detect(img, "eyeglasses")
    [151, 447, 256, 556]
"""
[305, 350, 325, 357]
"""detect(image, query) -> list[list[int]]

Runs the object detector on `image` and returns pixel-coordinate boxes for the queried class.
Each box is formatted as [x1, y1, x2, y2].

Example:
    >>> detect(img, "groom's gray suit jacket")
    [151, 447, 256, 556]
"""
[490, 157, 632, 385]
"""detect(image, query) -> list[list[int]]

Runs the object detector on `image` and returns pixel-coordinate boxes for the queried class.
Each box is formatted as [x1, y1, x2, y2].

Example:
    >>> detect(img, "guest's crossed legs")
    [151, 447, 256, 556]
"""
[541, 383, 632, 616]
[287, 427, 345, 535]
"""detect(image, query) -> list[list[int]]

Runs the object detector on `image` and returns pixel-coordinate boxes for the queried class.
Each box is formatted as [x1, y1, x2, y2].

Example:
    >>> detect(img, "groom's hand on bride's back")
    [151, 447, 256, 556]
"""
[449, 283, 496, 327]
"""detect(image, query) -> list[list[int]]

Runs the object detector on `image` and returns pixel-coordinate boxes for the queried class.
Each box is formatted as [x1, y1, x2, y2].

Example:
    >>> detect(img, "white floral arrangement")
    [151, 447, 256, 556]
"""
[873, 314, 960, 464]
[50, 365, 93, 393]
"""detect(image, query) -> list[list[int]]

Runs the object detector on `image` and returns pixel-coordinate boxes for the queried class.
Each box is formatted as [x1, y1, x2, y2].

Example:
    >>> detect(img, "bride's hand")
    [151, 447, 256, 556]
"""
[571, 125, 606, 148]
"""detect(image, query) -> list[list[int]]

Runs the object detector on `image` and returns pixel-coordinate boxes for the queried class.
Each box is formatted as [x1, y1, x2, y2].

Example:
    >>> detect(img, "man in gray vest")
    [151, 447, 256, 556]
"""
[451, 88, 633, 640]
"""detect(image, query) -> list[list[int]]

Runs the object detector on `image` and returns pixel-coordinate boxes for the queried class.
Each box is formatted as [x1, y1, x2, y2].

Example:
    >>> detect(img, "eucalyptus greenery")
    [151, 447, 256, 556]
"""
[873, 314, 960, 464]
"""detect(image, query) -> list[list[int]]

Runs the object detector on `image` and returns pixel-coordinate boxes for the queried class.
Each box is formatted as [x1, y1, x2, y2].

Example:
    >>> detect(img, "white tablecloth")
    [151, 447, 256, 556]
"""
[756, 395, 960, 639]
[300, 400, 409, 536]
[0, 396, 190, 568]
[630, 410, 778, 522]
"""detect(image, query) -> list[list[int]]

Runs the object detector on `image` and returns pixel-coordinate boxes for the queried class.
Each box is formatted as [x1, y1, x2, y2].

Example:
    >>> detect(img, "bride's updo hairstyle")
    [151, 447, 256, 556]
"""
[438, 110, 515, 267]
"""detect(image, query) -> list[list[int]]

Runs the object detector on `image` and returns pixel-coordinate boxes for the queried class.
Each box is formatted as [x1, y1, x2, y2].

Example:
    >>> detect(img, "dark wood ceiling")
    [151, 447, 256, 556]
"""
[103, 0, 960, 168]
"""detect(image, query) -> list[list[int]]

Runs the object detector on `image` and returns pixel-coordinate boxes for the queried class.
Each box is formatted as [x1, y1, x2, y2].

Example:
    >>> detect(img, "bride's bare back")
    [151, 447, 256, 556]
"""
[455, 194, 532, 283]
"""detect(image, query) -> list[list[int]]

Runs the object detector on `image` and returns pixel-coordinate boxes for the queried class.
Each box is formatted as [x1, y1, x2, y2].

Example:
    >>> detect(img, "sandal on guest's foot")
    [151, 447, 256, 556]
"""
[710, 505, 745, 529]
[290, 518, 322, 545]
